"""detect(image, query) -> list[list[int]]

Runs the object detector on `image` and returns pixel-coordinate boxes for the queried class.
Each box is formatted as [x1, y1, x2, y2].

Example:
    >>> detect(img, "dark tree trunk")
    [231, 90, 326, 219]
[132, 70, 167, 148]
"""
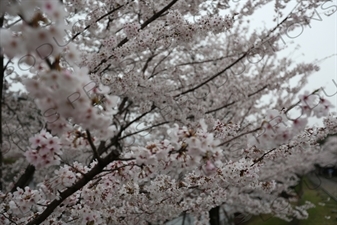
[209, 206, 221, 225]
[0, 14, 4, 191]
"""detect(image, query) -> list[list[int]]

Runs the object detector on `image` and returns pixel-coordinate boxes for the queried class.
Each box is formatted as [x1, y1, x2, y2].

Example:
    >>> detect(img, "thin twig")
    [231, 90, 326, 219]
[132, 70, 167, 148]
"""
[86, 129, 102, 165]
[217, 127, 262, 147]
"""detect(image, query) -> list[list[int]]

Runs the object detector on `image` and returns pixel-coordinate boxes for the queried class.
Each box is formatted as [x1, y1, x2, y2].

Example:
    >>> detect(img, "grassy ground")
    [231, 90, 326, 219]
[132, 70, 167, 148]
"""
[241, 177, 337, 225]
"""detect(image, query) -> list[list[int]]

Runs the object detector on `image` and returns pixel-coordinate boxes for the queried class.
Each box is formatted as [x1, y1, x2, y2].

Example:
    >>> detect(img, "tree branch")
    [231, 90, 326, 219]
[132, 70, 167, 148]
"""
[25, 138, 121, 225]
[206, 85, 268, 114]
[10, 165, 35, 193]
[119, 121, 169, 140]
[86, 129, 102, 165]
[71, 2, 128, 42]
[174, 51, 250, 98]
[217, 127, 262, 147]
[92, 0, 180, 74]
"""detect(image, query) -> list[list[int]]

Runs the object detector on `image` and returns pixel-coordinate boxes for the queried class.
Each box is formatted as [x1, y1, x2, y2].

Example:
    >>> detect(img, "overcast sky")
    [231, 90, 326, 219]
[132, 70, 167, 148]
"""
[241, 0, 337, 126]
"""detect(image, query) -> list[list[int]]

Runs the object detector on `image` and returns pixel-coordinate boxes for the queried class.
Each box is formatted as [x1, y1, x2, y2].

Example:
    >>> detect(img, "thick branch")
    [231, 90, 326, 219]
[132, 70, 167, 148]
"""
[10, 165, 35, 193]
[25, 140, 121, 225]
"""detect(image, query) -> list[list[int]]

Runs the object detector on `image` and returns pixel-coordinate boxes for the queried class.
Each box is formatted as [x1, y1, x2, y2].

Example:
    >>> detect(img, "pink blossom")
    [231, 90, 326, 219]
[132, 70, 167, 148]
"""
[1, 1, 337, 224]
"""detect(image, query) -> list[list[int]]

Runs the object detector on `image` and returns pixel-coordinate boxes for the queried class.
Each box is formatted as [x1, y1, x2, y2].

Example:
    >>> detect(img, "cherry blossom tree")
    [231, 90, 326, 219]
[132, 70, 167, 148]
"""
[1, 0, 337, 224]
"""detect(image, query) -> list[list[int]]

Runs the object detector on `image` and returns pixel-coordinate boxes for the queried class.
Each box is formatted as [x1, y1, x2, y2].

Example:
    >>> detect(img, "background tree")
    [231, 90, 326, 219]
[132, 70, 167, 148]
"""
[1, 0, 337, 224]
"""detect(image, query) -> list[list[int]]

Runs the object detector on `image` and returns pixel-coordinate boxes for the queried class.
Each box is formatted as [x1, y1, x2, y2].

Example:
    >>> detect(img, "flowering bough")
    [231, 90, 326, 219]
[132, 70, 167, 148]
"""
[1, 0, 337, 225]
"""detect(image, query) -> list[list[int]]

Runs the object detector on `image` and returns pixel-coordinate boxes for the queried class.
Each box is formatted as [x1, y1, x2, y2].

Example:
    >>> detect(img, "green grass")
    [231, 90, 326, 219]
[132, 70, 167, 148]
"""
[241, 177, 337, 225]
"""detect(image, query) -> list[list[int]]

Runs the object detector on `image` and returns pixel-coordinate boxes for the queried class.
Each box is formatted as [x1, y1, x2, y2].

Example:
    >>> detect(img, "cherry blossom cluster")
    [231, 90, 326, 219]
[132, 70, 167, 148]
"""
[88, 10, 234, 75]
[1, 118, 337, 224]
[298, 90, 333, 118]
[213, 120, 240, 139]
[1, 0, 121, 138]
[0, 0, 68, 60]
[124, 22, 141, 39]
[24, 129, 62, 169]
[24, 67, 119, 137]
[125, 119, 223, 177]
[247, 90, 334, 150]
[8, 187, 43, 222]
[1, 0, 337, 224]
